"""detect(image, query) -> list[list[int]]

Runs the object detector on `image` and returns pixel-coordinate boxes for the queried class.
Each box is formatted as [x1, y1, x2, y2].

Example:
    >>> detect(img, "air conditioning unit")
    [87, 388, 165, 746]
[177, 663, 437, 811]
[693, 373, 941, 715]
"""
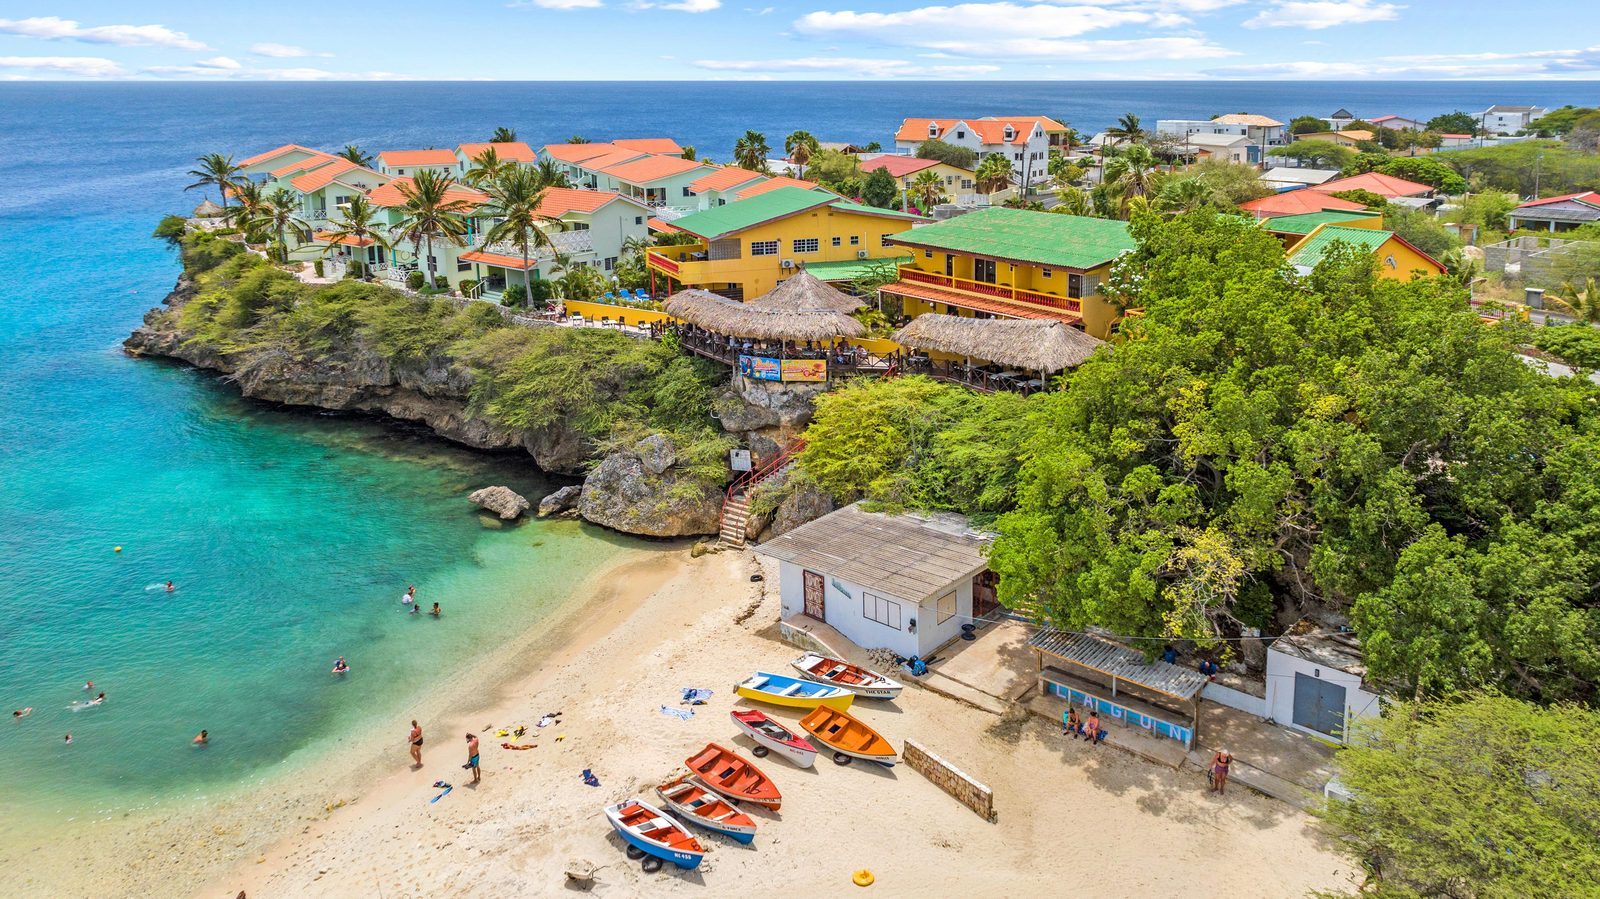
[780, 259, 795, 269]
[856, 250, 869, 259]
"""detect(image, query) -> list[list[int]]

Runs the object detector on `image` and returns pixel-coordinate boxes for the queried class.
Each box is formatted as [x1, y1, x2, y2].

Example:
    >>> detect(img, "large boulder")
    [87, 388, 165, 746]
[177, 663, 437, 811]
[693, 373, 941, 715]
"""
[760, 480, 836, 542]
[469, 485, 531, 520]
[578, 435, 722, 537]
[537, 484, 583, 518]
[635, 433, 676, 476]
[714, 375, 828, 434]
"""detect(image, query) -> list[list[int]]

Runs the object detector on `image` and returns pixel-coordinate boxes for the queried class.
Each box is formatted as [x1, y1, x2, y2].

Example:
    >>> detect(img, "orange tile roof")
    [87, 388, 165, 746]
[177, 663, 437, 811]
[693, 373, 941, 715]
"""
[541, 142, 628, 164]
[378, 149, 458, 168]
[648, 217, 682, 233]
[459, 250, 537, 271]
[456, 141, 536, 163]
[271, 155, 337, 177]
[598, 154, 705, 184]
[365, 176, 489, 209]
[688, 166, 766, 194]
[1310, 171, 1434, 198]
[535, 187, 642, 217]
[1238, 190, 1368, 219]
[290, 158, 361, 192]
[312, 230, 375, 248]
[894, 116, 1062, 145]
[579, 146, 651, 171]
[859, 156, 941, 178]
[240, 143, 326, 168]
[881, 281, 1081, 323]
[735, 175, 827, 200]
[612, 138, 684, 155]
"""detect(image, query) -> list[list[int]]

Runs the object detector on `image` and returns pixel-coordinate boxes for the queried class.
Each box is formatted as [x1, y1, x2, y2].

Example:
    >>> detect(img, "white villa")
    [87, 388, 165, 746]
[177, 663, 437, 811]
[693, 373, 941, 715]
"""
[891, 115, 1068, 187]
[1157, 113, 1286, 150]
[377, 149, 458, 178]
[1477, 104, 1548, 135]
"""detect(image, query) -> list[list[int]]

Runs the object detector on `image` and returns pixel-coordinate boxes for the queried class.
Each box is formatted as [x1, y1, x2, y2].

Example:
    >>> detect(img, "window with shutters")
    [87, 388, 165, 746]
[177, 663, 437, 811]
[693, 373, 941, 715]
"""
[863, 593, 902, 629]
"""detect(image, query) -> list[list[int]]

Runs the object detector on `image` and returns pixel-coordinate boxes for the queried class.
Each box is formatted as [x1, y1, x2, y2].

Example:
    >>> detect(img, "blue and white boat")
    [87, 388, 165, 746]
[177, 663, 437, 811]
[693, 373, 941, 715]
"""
[735, 671, 855, 710]
[605, 799, 705, 870]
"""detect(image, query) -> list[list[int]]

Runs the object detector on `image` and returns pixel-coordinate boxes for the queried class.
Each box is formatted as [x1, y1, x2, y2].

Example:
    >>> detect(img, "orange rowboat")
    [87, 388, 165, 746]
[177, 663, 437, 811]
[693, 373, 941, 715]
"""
[799, 706, 898, 767]
[685, 742, 782, 810]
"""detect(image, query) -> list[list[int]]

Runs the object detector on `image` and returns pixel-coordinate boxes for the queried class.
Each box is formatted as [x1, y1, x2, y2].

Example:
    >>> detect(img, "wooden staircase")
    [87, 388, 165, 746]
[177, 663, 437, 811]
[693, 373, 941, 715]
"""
[717, 439, 805, 550]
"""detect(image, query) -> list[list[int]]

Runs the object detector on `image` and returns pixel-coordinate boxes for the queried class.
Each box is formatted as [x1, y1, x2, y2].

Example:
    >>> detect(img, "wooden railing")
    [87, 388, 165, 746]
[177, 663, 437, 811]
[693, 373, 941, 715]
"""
[645, 251, 681, 275]
[897, 269, 1084, 314]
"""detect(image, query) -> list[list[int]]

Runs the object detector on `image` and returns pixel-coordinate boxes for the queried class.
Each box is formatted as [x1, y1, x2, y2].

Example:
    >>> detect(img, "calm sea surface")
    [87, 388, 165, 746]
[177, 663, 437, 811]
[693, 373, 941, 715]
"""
[0, 80, 1593, 814]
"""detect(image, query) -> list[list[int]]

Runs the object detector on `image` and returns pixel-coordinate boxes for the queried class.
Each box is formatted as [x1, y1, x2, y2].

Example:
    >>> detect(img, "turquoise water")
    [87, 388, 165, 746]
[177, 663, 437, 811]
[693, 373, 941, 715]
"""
[0, 215, 636, 814]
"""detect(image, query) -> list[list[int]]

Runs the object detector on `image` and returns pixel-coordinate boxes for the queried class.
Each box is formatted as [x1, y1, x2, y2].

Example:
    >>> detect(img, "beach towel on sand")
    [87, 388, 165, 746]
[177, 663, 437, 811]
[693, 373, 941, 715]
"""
[659, 705, 694, 720]
[680, 688, 714, 706]
[581, 769, 600, 787]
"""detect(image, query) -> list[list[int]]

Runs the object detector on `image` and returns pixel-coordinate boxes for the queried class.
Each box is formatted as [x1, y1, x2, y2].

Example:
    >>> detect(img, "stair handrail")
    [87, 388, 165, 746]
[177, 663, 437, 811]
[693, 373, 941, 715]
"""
[719, 438, 807, 535]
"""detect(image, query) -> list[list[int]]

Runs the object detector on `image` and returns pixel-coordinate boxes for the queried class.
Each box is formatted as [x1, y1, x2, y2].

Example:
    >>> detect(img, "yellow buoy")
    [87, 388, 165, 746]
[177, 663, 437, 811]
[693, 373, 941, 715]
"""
[114, 546, 122, 553]
[852, 869, 875, 887]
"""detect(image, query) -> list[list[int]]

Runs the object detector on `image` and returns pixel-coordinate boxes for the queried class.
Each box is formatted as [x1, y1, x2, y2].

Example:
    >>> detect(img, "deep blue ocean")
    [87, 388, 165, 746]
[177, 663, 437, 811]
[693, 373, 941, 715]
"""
[0, 80, 1592, 818]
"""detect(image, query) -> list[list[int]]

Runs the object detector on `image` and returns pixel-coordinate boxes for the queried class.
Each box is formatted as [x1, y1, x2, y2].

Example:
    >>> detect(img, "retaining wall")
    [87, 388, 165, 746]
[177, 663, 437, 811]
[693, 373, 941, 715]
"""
[904, 739, 995, 821]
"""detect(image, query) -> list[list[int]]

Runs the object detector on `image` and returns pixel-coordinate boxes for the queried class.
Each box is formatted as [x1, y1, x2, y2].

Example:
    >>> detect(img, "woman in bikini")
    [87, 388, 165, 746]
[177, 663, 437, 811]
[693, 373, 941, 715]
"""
[408, 720, 423, 767]
[1210, 747, 1233, 795]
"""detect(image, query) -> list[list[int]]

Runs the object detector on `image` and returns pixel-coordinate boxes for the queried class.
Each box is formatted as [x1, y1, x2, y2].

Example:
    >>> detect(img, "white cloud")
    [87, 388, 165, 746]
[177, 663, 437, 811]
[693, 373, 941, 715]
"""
[0, 16, 205, 49]
[141, 62, 414, 80]
[249, 42, 332, 58]
[195, 56, 243, 70]
[635, 0, 721, 10]
[1209, 45, 1600, 79]
[1243, 0, 1402, 30]
[508, 0, 605, 8]
[694, 56, 999, 77]
[927, 36, 1236, 59]
[797, 4, 1152, 41]
[0, 55, 124, 77]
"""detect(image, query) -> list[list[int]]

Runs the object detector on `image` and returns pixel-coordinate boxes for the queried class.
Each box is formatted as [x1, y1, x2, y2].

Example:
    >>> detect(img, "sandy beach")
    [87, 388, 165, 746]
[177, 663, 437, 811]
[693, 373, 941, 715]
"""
[189, 548, 1354, 899]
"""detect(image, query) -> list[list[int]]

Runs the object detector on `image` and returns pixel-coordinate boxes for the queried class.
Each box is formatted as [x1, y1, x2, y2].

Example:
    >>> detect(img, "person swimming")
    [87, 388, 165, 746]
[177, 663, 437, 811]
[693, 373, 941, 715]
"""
[12, 708, 31, 719]
[193, 730, 207, 745]
[402, 585, 416, 605]
[409, 602, 420, 616]
[429, 603, 441, 617]
[90, 692, 106, 706]
[64, 734, 73, 744]
[83, 681, 94, 692]
[332, 657, 350, 674]
[165, 581, 175, 592]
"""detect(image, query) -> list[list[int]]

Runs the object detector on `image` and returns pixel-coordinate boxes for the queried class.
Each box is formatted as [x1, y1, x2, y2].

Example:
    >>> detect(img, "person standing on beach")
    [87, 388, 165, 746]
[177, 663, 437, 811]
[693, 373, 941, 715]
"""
[1210, 748, 1233, 795]
[408, 720, 423, 768]
[464, 733, 480, 785]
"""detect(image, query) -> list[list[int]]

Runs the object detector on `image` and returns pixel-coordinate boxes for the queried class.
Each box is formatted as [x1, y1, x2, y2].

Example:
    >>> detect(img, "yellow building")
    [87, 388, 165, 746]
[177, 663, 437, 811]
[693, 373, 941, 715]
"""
[880, 207, 1136, 339]
[1259, 209, 1383, 249]
[856, 156, 980, 206]
[646, 187, 924, 301]
[1285, 223, 1446, 281]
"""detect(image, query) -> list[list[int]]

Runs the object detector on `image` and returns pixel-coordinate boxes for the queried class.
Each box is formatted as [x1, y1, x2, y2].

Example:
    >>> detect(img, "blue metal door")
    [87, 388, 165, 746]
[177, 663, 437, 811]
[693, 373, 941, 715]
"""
[1292, 673, 1346, 738]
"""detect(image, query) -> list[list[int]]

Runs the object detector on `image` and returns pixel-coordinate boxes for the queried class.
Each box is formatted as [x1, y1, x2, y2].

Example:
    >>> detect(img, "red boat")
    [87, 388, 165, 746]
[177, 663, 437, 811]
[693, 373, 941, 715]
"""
[685, 742, 782, 809]
[731, 709, 818, 768]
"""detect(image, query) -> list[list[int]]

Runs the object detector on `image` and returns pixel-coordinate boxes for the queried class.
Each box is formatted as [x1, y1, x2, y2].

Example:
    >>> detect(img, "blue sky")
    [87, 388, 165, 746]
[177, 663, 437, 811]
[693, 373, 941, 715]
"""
[1, 1, 1598, 81]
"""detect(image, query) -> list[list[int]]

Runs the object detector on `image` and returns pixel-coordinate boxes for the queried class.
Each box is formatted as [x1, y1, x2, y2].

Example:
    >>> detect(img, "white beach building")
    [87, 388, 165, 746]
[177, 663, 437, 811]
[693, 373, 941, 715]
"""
[1264, 619, 1383, 744]
[756, 503, 999, 660]
[1477, 105, 1548, 135]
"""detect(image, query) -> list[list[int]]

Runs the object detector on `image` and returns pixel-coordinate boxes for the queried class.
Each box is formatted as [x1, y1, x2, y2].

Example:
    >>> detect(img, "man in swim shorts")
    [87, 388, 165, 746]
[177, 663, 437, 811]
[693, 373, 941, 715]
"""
[464, 733, 480, 785]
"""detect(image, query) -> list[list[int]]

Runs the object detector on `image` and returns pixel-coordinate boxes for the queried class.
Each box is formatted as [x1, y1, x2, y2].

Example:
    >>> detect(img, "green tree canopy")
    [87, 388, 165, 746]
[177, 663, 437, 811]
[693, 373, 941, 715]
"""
[1269, 140, 1356, 170]
[985, 208, 1600, 696]
[861, 167, 898, 208]
[1289, 115, 1331, 134]
[1319, 694, 1600, 898]
[1425, 111, 1479, 134]
[1373, 156, 1468, 193]
[915, 139, 977, 170]
[1531, 105, 1600, 137]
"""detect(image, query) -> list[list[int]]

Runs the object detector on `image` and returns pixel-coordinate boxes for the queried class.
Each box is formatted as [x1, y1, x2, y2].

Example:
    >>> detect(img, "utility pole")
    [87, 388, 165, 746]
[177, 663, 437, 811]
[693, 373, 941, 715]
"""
[1534, 150, 1543, 198]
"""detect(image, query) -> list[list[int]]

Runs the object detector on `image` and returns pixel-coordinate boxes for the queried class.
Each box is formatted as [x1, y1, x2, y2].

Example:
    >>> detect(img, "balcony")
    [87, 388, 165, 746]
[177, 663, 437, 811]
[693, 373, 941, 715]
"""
[477, 228, 594, 262]
[646, 240, 710, 279]
[894, 268, 1083, 317]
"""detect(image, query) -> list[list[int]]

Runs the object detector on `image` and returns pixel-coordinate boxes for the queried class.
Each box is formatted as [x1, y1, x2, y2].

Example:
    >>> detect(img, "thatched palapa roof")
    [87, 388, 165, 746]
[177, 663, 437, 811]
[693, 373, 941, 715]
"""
[748, 268, 865, 313]
[192, 199, 225, 218]
[664, 288, 865, 341]
[893, 314, 1104, 373]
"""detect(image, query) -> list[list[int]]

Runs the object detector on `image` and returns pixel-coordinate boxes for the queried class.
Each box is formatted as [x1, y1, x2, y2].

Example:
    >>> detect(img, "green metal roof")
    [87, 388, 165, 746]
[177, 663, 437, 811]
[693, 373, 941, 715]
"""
[1262, 210, 1379, 235]
[1288, 225, 1395, 269]
[800, 254, 912, 282]
[827, 200, 926, 222]
[887, 207, 1136, 271]
[669, 187, 834, 240]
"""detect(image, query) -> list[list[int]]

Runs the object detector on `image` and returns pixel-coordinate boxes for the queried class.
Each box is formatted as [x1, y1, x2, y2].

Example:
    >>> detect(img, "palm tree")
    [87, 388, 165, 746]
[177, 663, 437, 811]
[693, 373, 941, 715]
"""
[481, 168, 555, 307]
[245, 187, 310, 263]
[1106, 112, 1145, 145]
[974, 153, 1013, 195]
[316, 195, 390, 275]
[1548, 279, 1600, 323]
[224, 179, 267, 235]
[1052, 188, 1095, 217]
[464, 147, 510, 188]
[681, 146, 697, 161]
[1154, 176, 1213, 215]
[566, 135, 591, 144]
[733, 130, 771, 172]
[186, 152, 242, 211]
[394, 170, 474, 289]
[784, 130, 820, 179]
[337, 145, 374, 167]
[532, 158, 570, 189]
[490, 126, 517, 143]
[909, 169, 946, 211]
[1102, 144, 1158, 216]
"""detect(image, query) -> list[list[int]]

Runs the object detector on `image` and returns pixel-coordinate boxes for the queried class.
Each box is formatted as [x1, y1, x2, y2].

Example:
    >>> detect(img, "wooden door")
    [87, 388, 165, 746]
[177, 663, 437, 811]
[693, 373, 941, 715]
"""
[972, 570, 1000, 618]
[802, 570, 826, 621]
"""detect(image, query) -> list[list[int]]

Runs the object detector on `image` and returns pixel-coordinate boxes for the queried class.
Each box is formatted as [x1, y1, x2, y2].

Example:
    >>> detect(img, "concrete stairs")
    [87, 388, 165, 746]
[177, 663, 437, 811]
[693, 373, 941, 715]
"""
[718, 493, 751, 549]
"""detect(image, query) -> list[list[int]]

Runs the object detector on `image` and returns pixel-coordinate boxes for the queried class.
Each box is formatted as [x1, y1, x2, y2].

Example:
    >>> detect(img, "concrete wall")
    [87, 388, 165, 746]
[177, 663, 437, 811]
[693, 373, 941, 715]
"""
[904, 739, 995, 821]
[1264, 648, 1382, 743]
[1201, 680, 1269, 719]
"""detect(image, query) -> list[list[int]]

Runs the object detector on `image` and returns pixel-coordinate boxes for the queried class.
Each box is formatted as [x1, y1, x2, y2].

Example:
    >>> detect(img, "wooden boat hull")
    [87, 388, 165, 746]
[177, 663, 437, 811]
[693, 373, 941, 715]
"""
[791, 652, 904, 700]
[686, 742, 783, 809]
[604, 799, 705, 869]
[799, 706, 898, 767]
[730, 709, 818, 768]
[657, 776, 757, 845]
[735, 672, 854, 710]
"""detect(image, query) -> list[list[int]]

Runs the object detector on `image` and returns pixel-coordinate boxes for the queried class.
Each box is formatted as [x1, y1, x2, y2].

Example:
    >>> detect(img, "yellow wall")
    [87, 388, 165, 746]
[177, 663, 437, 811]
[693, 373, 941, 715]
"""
[565, 299, 673, 327]
[1373, 236, 1445, 281]
[899, 250, 1122, 339]
[653, 207, 917, 299]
